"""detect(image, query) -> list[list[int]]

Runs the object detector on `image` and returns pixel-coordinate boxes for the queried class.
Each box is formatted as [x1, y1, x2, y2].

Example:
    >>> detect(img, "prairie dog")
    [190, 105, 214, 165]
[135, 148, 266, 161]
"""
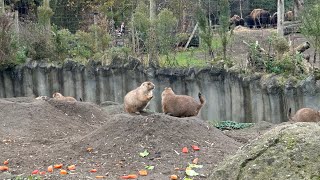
[124, 81, 155, 113]
[288, 107, 320, 122]
[52, 92, 77, 102]
[161, 87, 205, 117]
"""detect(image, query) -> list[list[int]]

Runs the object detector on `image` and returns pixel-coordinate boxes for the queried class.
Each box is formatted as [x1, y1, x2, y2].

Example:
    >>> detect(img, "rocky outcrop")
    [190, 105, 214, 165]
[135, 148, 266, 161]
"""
[1, 59, 320, 123]
[210, 122, 320, 180]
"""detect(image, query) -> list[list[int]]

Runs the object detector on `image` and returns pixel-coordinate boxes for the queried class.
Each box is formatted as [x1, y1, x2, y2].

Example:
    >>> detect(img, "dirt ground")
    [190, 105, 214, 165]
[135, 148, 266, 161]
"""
[0, 97, 275, 180]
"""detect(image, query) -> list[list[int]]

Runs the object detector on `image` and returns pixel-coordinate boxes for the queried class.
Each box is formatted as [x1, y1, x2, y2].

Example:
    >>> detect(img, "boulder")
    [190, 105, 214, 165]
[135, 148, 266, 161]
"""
[210, 122, 320, 180]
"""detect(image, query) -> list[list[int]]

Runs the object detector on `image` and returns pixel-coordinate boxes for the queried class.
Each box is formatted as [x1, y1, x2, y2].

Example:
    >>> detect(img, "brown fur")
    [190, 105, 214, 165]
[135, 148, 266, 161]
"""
[161, 87, 205, 117]
[288, 107, 320, 122]
[124, 81, 155, 113]
[285, 11, 294, 21]
[52, 92, 77, 102]
[250, 9, 271, 28]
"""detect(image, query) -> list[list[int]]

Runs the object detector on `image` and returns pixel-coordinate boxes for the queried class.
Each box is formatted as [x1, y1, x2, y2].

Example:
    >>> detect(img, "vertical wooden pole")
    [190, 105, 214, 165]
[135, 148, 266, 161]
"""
[94, 13, 98, 50]
[14, 11, 19, 35]
[277, 0, 284, 36]
[0, 0, 4, 15]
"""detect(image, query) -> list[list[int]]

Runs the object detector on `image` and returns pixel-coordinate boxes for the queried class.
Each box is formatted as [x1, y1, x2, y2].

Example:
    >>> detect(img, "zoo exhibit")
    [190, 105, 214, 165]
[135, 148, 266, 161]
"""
[1, 0, 320, 179]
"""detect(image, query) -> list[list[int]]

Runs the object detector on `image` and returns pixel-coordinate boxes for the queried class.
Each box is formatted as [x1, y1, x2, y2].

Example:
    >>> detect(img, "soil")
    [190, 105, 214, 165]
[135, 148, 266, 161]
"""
[0, 97, 275, 180]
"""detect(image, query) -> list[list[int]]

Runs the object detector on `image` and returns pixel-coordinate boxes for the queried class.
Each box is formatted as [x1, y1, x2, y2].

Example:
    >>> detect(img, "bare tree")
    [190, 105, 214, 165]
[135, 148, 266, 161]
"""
[277, 0, 284, 36]
[148, 0, 159, 68]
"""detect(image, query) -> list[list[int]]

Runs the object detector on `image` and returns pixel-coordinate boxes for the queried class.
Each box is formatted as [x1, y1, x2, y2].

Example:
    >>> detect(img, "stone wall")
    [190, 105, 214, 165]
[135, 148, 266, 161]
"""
[1, 60, 320, 123]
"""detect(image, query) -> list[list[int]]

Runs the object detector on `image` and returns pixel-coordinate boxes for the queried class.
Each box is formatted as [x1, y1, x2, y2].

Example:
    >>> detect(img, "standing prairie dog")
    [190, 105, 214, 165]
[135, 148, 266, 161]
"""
[161, 87, 205, 117]
[288, 107, 320, 122]
[124, 81, 155, 114]
[52, 92, 77, 102]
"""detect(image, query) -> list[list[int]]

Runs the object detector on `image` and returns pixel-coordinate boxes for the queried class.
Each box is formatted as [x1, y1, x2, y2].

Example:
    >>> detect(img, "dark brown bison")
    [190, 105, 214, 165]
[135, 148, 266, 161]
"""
[270, 10, 293, 28]
[244, 14, 254, 28]
[249, 9, 271, 28]
[229, 14, 245, 28]
[270, 12, 277, 27]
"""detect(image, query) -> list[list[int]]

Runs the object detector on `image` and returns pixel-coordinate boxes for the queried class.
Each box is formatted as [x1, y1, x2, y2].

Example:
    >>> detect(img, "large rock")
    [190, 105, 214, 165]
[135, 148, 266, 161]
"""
[210, 122, 320, 180]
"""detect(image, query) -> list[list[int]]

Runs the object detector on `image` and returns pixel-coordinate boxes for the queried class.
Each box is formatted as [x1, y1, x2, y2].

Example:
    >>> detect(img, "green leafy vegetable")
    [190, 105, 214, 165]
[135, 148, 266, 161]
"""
[145, 165, 154, 170]
[139, 150, 149, 157]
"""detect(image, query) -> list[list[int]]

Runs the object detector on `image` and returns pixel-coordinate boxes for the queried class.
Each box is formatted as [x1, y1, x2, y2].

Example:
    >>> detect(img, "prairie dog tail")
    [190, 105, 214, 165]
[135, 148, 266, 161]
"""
[287, 108, 293, 122]
[198, 92, 205, 106]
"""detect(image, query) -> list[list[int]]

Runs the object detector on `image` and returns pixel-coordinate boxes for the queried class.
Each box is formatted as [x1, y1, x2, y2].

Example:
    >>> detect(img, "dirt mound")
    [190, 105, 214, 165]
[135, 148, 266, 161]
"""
[0, 97, 242, 179]
[72, 113, 241, 179]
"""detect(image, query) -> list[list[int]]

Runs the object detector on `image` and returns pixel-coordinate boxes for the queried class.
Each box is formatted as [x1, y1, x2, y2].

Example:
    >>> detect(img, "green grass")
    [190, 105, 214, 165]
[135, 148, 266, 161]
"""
[159, 48, 209, 68]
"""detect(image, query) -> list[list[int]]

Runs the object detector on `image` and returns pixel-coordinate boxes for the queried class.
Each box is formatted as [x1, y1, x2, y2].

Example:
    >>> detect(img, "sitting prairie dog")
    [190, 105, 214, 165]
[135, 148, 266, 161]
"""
[52, 92, 77, 102]
[288, 107, 320, 122]
[124, 81, 155, 114]
[161, 87, 205, 117]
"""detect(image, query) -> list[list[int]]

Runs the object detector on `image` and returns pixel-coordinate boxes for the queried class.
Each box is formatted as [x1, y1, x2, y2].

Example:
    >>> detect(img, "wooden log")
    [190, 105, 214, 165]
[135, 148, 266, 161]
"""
[294, 41, 310, 53]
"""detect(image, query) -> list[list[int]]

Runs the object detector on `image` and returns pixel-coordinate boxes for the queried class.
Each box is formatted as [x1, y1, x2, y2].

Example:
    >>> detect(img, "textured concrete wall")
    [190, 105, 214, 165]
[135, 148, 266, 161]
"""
[1, 60, 320, 123]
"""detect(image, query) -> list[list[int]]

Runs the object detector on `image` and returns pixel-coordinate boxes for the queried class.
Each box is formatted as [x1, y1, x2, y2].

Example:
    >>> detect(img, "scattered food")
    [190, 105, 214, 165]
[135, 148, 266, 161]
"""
[0, 166, 9, 171]
[138, 170, 148, 176]
[60, 169, 68, 175]
[170, 174, 178, 180]
[182, 147, 188, 153]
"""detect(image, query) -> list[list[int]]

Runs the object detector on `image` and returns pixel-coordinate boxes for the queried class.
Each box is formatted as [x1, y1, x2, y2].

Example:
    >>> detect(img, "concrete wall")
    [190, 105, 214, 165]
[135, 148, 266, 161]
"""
[1, 60, 320, 123]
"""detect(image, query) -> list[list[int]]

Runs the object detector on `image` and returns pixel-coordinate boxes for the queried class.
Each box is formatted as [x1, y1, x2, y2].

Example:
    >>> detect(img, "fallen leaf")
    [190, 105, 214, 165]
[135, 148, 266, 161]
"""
[60, 169, 68, 175]
[191, 145, 200, 151]
[31, 170, 39, 175]
[39, 171, 46, 175]
[139, 170, 148, 176]
[139, 150, 149, 157]
[68, 165, 76, 170]
[54, 164, 63, 169]
[47, 165, 53, 172]
[186, 169, 199, 177]
[90, 169, 97, 173]
[170, 174, 178, 180]
[0, 166, 8, 171]
[3, 160, 9, 165]
[145, 165, 154, 170]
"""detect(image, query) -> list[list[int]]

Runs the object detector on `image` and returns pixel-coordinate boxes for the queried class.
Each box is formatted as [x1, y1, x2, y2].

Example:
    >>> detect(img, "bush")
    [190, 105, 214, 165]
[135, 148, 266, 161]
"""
[0, 14, 14, 66]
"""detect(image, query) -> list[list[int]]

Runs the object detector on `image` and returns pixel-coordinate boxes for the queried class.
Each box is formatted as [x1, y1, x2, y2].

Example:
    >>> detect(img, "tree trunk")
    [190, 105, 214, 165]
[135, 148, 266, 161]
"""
[184, 23, 198, 51]
[277, 0, 284, 36]
[0, 0, 4, 15]
[148, 0, 159, 68]
[293, 0, 304, 20]
[182, 5, 187, 32]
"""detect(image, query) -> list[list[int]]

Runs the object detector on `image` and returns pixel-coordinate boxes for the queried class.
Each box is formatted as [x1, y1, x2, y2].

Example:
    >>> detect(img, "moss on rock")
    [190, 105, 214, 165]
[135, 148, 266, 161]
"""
[210, 122, 320, 180]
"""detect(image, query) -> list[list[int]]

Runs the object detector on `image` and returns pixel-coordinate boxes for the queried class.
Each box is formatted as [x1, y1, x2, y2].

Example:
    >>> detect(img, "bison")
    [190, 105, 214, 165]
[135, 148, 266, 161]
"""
[270, 12, 277, 28]
[244, 14, 255, 28]
[247, 9, 271, 28]
[285, 10, 294, 21]
[229, 14, 245, 28]
[270, 10, 294, 28]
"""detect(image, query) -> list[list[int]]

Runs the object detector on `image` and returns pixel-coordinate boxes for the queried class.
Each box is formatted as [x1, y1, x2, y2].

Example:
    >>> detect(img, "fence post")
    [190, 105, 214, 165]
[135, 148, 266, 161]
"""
[0, 0, 4, 15]
[277, 0, 284, 36]
[14, 11, 19, 35]
[93, 12, 98, 50]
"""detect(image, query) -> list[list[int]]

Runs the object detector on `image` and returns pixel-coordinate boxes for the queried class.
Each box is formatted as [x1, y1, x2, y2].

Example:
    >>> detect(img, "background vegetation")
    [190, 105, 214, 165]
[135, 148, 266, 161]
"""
[0, 0, 314, 79]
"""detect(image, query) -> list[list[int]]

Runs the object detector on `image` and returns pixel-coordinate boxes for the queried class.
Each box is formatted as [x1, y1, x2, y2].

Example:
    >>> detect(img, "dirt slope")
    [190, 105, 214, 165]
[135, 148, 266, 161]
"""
[0, 97, 243, 179]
